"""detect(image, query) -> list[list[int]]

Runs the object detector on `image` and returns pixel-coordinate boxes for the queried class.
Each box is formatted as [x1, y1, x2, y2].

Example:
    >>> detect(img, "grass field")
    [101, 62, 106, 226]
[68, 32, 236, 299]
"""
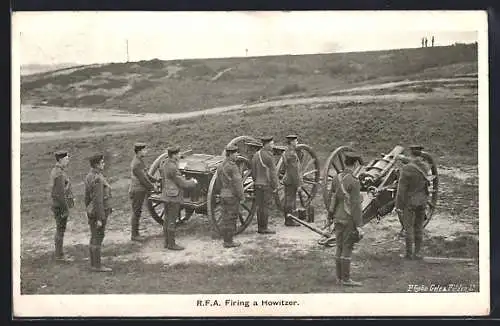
[19, 44, 480, 295]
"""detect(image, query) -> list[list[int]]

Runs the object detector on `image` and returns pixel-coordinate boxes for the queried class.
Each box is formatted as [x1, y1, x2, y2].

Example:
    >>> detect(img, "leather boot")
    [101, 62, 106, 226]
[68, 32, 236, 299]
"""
[54, 234, 63, 259]
[341, 258, 362, 287]
[89, 245, 96, 268]
[167, 230, 184, 251]
[257, 215, 275, 234]
[404, 236, 414, 260]
[284, 211, 300, 226]
[91, 246, 112, 272]
[413, 236, 423, 260]
[131, 216, 146, 242]
[223, 229, 241, 248]
[335, 258, 342, 284]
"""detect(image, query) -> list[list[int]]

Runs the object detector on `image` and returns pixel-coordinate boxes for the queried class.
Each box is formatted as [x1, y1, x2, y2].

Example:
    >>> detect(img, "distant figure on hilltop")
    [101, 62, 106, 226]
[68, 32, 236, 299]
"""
[421, 37, 425, 48]
[431, 36, 435, 47]
[424, 38, 428, 47]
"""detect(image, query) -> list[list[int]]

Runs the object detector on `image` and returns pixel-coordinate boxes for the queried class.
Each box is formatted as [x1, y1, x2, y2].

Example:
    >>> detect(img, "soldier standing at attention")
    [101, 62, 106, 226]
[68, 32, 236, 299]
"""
[49, 150, 74, 262]
[129, 142, 158, 242]
[160, 146, 197, 250]
[251, 136, 279, 234]
[329, 152, 363, 287]
[84, 154, 113, 272]
[395, 145, 429, 260]
[216, 145, 245, 248]
[282, 135, 301, 227]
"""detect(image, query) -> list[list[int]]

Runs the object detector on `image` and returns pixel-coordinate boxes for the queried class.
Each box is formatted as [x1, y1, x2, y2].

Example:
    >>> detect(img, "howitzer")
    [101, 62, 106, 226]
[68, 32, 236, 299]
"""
[322, 144, 438, 226]
[312, 144, 439, 246]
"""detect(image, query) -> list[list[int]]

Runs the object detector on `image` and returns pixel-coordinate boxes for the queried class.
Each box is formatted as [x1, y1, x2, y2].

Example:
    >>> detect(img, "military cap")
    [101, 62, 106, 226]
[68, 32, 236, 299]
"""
[246, 141, 263, 148]
[134, 142, 147, 152]
[285, 134, 298, 140]
[225, 145, 238, 153]
[54, 150, 68, 161]
[167, 146, 180, 155]
[88, 154, 104, 166]
[260, 136, 274, 144]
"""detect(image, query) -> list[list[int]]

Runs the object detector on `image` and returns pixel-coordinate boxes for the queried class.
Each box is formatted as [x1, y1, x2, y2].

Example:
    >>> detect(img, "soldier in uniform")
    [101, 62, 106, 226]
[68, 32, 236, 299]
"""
[328, 151, 363, 287]
[84, 154, 113, 272]
[49, 150, 74, 262]
[160, 146, 198, 250]
[395, 145, 429, 260]
[129, 142, 158, 242]
[216, 145, 245, 248]
[251, 136, 278, 234]
[282, 135, 302, 227]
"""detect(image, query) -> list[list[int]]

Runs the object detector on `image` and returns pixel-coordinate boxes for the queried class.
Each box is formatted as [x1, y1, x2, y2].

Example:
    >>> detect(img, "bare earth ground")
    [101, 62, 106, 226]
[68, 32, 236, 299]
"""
[19, 73, 479, 294]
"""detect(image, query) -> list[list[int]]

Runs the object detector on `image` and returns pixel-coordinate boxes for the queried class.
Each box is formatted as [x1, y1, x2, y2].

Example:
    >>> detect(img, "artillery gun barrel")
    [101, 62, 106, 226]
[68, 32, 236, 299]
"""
[363, 145, 405, 181]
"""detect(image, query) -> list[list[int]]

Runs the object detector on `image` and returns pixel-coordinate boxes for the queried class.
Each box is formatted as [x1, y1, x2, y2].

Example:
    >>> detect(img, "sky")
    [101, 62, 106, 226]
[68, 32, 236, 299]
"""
[13, 11, 484, 65]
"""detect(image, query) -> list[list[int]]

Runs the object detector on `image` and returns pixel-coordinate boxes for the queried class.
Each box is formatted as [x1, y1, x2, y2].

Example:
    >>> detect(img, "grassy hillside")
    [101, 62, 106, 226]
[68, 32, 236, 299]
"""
[20, 44, 478, 113]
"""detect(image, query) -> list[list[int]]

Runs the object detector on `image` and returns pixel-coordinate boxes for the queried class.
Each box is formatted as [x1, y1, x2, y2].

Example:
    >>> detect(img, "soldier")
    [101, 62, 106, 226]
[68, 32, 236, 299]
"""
[395, 145, 429, 260]
[328, 151, 363, 287]
[251, 136, 279, 234]
[84, 154, 113, 272]
[129, 142, 158, 242]
[160, 146, 198, 250]
[431, 36, 435, 47]
[281, 135, 301, 227]
[49, 150, 74, 262]
[216, 145, 245, 248]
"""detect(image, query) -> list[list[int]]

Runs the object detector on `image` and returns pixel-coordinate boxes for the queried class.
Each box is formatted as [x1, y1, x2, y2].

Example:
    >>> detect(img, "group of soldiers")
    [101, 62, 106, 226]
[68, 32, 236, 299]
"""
[49, 138, 430, 285]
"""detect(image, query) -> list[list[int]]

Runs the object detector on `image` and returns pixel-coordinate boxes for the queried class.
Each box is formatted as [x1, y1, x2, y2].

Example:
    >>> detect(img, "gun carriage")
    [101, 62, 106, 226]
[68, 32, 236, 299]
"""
[322, 144, 438, 228]
[290, 144, 439, 245]
[145, 135, 321, 236]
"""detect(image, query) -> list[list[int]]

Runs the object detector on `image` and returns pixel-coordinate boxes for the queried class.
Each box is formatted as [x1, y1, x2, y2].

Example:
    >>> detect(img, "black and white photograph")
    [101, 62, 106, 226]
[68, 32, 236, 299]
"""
[12, 10, 489, 317]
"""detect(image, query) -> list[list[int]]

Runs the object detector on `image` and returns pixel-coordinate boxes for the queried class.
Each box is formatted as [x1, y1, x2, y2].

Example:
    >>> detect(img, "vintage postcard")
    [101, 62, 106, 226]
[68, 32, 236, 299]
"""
[12, 10, 489, 317]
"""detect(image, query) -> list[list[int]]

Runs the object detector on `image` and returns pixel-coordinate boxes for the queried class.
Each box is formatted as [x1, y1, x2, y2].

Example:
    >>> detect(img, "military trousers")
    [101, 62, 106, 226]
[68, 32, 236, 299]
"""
[52, 205, 69, 257]
[334, 220, 356, 260]
[88, 210, 111, 247]
[52, 205, 69, 236]
[164, 201, 181, 233]
[284, 185, 298, 213]
[402, 205, 425, 245]
[254, 185, 273, 231]
[129, 190, 147, 235]
[221, 197, 240, 236]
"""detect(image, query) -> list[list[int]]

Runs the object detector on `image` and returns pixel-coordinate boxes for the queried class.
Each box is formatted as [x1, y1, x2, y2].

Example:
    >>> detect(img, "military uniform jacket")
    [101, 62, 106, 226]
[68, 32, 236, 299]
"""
[282, 147, 301, 186]
[84, 168, 112, 220]
[129, 155, 155, 193]
[49, 162, 73, 209]
[217, 158, 245, 200]
[251, 148, 279, 189]
[396, 158, 429, 209]
[160, 157, 196, 203]
[329, 169, 362, 227]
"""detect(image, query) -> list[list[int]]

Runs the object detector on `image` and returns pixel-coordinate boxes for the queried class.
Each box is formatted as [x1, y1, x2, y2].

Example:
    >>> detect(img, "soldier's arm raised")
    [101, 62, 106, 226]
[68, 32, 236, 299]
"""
[92, 177, 106, 221]
[349, 177, 363, 227]
[133, 163, 155, 191]
[53, 174, 68, 209]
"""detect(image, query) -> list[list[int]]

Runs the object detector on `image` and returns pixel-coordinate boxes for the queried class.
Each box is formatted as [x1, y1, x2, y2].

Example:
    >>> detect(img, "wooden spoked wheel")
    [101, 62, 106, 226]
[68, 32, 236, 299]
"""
[275, 144, 321, 210]
[207, 156, 257, 236]
[321, 145, 364, 210]
[146, 152, 194, 226]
